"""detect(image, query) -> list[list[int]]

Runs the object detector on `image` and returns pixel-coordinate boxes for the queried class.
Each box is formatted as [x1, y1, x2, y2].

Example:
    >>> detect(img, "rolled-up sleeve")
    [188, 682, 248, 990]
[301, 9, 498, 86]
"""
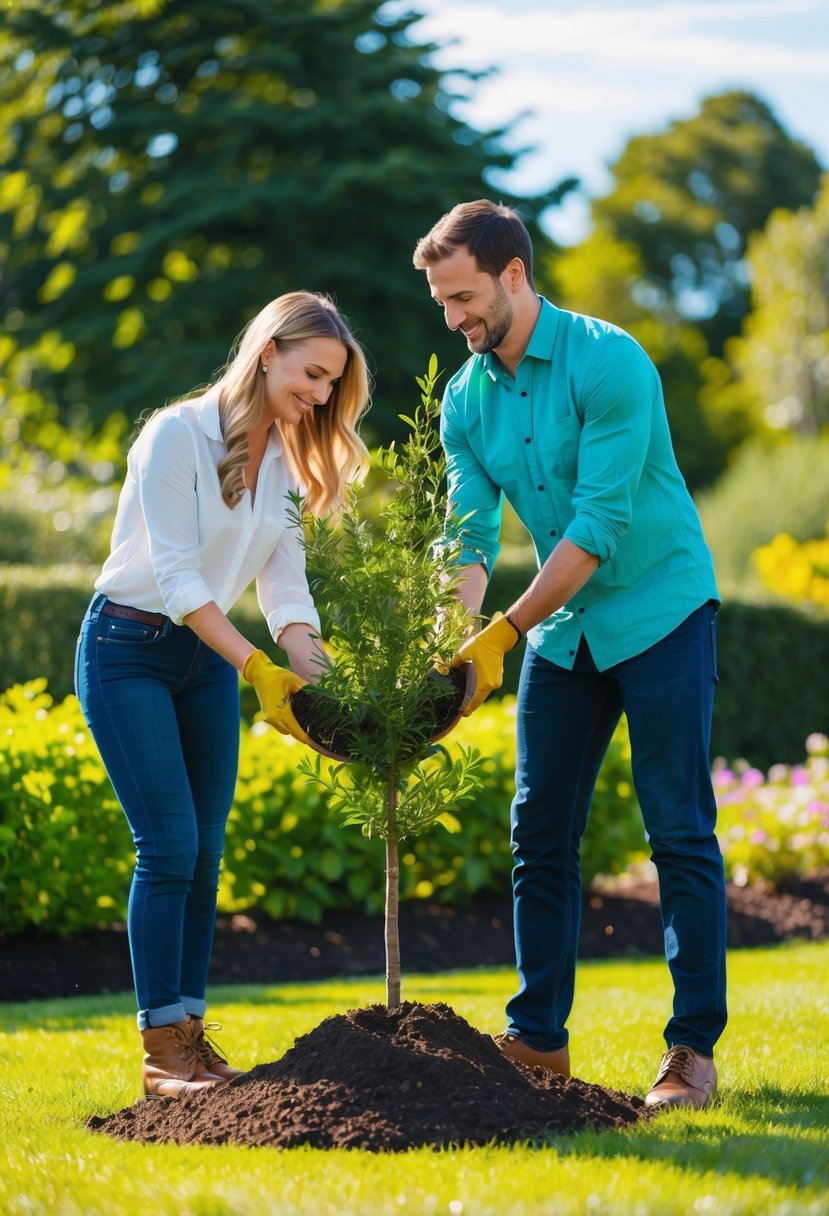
[256, 518, 321, 643]
[441, 394, 503, 575]
[136, 414, 215, 623]
[563, 338, 657, 565]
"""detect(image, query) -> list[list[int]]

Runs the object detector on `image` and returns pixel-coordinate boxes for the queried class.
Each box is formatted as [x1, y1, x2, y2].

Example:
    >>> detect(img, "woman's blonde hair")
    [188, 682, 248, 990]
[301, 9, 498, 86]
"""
[214, 291, 371, 515]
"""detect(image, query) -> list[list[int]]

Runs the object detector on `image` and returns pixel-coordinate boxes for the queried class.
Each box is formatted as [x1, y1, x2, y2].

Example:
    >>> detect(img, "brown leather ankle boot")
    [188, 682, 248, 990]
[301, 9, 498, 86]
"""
[141, 1019, 228, 1098]
[189, 1017, 246, 1081]
[493, 1033, 571, 1076]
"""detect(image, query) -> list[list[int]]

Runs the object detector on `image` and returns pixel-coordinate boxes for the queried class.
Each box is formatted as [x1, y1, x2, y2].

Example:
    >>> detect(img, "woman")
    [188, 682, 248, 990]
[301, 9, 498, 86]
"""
[75, 291, 370, 1098]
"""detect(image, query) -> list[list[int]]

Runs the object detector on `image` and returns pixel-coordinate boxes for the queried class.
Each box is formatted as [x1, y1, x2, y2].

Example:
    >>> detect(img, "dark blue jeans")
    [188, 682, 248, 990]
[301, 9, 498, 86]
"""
[505, 601, 727, 1057]
[75, 595, 239, 1030]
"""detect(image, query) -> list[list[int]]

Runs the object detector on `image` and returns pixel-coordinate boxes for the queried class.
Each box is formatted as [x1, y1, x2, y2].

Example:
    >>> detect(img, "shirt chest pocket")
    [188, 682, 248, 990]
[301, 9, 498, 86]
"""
[537, 415, 582, 483]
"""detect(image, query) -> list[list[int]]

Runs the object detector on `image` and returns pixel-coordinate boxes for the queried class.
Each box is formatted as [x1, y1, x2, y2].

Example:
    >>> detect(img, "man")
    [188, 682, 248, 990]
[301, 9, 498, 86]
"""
[413, 200, 726, 1109]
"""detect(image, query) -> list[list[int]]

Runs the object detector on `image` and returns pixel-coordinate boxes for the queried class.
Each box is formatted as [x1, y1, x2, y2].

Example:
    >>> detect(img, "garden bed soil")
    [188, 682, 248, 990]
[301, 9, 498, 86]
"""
[87, 1000, 646, 1151]
[2, 870, 826, 1004]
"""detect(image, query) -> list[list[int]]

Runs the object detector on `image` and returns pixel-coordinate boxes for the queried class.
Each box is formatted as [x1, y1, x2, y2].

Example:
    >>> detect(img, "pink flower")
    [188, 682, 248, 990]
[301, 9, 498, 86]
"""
[741, 768, 765, 790]
[713, 769, 735, 789]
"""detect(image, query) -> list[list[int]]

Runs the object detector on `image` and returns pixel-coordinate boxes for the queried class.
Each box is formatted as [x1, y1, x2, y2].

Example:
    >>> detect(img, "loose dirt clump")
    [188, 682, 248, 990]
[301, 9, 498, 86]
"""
[87, 1002, 645, 1151]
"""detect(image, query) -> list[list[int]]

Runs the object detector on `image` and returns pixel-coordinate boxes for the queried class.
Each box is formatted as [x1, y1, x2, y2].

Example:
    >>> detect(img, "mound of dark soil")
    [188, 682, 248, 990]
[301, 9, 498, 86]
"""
[87, 1002, 645, 1151]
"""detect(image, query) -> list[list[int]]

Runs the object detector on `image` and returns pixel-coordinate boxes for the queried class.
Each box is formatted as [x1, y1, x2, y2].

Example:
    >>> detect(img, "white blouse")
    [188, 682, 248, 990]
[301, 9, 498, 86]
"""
[95, 393, 321, 642]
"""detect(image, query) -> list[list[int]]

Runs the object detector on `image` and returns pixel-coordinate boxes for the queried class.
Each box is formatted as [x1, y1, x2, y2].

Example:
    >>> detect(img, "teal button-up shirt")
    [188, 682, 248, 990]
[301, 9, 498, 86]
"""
[440, 298, 719, 670]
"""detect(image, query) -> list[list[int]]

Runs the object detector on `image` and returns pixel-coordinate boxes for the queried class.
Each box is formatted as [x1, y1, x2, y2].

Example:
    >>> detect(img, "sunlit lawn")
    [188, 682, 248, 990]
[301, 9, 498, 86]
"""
[1, 942, 827, 1216]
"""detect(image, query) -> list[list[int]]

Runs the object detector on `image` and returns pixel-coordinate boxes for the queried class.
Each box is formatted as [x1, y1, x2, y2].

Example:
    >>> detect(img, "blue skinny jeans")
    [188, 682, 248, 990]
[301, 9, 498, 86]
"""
[505, 601, 727, 1057]
[75, 595, 239, 1030]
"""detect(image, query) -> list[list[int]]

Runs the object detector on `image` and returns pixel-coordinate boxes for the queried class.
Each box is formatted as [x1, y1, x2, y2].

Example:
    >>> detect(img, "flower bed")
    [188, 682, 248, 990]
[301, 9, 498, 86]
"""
[714, 733, 829, 886]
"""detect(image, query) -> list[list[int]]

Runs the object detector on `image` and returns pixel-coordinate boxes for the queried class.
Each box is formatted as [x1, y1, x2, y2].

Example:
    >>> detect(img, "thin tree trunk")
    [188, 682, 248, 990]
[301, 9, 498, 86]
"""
[384, 770, 401, 1008]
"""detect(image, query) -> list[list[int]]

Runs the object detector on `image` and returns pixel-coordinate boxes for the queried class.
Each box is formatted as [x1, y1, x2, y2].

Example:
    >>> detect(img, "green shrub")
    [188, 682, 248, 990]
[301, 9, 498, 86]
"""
[0, 681, 131, 935]
[0, 478, 117, 567]
[0, 681, 643, 937]
[3, 680, 825, 939]
[696, 435, 829, 600]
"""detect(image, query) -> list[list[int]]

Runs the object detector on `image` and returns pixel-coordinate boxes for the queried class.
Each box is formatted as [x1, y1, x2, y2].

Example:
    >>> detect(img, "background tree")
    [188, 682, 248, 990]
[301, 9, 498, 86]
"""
[540, 92, 824, 487]
[591, 91, 822, 355]
[0, 0, 570, 444]
[701, 173, 829, 442]
[547, 223, 723, 491]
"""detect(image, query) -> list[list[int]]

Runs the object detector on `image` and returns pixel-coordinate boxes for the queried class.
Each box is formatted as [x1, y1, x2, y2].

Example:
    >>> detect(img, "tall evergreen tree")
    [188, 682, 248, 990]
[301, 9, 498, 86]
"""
[0, 0, 569, 438]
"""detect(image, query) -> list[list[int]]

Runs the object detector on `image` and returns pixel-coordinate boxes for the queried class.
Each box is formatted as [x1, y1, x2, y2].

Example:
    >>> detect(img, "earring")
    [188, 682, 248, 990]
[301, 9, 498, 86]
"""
[261, 366, 268, 374]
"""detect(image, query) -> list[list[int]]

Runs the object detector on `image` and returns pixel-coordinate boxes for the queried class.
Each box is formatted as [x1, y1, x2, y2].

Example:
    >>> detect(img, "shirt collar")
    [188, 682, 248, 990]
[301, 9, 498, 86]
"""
[482, 296, 561, 382]
[195, 390, 282, 456]
[195, 391, 224, 441]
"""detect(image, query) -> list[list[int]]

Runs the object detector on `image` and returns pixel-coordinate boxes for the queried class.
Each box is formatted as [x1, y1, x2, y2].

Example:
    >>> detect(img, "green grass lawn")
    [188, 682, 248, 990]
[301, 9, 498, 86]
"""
[1, 942, 827, 1216]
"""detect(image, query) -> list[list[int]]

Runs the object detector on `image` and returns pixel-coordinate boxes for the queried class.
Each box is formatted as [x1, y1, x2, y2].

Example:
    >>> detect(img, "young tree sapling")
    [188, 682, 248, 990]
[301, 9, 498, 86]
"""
[292, 358, 485, 1007]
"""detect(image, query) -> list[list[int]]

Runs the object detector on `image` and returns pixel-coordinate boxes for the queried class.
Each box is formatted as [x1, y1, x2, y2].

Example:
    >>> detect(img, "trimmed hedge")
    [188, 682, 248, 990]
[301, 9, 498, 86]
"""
[0, 563, 272, 722]
[713, 602, 829, 769]
[0, 563, 100, 701]
[2, 562, 827, 768]
[0, 682, 643, 937]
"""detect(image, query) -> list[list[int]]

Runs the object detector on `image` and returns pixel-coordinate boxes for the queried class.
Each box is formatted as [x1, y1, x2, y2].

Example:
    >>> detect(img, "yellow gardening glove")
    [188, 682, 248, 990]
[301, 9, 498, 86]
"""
[449, 611, 521, 716]
[243, 650, 313, 746]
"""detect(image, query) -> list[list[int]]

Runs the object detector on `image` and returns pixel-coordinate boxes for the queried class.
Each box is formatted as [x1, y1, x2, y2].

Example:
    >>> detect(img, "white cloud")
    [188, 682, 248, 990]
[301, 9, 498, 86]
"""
[413, 0, 829, 80]
[385, 0, 829, 241]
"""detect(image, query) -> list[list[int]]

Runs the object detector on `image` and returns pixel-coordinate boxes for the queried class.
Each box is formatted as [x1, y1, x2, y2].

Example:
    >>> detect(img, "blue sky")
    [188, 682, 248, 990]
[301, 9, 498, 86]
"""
[387, 0, 829, 242]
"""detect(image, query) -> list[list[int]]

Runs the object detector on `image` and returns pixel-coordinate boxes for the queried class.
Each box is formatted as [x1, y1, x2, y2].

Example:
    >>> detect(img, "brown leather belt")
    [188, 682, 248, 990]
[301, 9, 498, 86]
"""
[100, 600, 168, 629]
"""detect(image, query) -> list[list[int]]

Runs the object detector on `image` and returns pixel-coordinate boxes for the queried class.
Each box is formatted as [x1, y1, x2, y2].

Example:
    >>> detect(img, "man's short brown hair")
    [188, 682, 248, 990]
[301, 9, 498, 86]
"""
[412, 199, 534, 286]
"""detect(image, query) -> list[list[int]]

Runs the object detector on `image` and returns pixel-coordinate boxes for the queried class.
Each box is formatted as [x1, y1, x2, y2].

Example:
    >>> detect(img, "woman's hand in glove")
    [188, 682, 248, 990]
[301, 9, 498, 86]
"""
[243, 649, 313, 746]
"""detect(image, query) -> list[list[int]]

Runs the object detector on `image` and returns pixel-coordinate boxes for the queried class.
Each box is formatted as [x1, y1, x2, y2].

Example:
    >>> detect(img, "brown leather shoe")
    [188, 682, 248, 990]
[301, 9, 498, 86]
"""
[493, 1032, 571, 1076]
[189, 1017, 246, 1081]
[645, 1045, 717, 1109]
[141, 1019, 228, 1098]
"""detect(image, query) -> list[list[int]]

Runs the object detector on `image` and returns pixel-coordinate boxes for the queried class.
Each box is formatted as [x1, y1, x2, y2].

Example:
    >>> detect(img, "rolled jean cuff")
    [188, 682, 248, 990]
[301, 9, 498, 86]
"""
[137, 1002, 188, 1031]
[181, 995, 208, 1019]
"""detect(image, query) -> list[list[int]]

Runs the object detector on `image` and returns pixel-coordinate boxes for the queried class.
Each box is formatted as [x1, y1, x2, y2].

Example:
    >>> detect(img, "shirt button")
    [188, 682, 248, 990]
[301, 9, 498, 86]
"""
[537, 484, 544, 491]
[520, 390, 528, 397]
[578, 607, 585, 614]
[524, 437, 532, 444]
[550, 529, 557, 537]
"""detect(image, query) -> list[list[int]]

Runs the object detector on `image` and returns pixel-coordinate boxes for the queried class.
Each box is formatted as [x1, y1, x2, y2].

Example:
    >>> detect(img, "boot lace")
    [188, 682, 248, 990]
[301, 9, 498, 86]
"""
[660, 1045, 697, 1083]
[166, 1026, 202, 1068]
[191, 1021, 228, 1068]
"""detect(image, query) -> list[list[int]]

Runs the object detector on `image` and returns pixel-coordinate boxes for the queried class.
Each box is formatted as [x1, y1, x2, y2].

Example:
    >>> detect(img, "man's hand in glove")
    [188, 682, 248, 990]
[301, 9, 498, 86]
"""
[243, 649, 313, 746]
[449, 611, 522, 716]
